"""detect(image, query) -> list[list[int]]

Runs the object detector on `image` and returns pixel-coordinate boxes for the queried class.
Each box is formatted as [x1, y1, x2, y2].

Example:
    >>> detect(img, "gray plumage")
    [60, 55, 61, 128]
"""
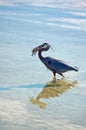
[32, 43, 79, 77]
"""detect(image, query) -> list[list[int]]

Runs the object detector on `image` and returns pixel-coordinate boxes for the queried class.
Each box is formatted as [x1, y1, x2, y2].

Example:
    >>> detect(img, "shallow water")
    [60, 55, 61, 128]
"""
[0, 1, 86, 130]
[1, 45, 86, 130]
[0, 78, 86, 130]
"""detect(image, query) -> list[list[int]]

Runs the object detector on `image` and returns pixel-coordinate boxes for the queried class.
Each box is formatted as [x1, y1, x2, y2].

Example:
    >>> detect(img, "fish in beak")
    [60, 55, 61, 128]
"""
[32, 45, 42, 56]
[32, 43, 53, 56]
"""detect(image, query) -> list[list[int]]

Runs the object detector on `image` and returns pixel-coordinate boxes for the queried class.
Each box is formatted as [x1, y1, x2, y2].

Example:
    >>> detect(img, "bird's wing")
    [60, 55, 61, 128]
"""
[44, 57, 75, 73]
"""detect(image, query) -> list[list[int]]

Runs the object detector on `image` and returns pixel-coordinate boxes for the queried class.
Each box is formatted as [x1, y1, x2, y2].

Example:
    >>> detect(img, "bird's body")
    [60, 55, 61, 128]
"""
[32, 43, 79, 78]
[41, 56, 78, 76]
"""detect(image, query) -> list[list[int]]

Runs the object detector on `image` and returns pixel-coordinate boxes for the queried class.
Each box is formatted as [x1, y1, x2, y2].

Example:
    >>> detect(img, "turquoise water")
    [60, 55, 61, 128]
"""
[0, 1, 86, 130]
[0, 43, 86, 130]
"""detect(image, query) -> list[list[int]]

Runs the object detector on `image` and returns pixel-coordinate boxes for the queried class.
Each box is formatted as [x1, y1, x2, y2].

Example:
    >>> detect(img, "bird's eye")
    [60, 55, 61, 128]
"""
[42, 45, 44, 47]
[42, 43, 47, 47]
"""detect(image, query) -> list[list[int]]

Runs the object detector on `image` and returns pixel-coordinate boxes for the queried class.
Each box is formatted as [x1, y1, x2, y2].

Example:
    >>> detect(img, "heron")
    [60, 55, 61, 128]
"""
[32, 43, 79, 80]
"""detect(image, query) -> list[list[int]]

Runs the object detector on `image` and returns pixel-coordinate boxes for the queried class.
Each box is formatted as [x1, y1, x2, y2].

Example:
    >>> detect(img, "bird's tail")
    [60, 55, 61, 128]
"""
[73, 66, 79, 72]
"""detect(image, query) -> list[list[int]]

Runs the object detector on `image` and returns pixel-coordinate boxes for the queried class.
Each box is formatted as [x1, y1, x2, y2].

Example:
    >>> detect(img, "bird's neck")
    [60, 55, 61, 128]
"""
[38, 50, 44, 62]
[38, 47, 49, 62]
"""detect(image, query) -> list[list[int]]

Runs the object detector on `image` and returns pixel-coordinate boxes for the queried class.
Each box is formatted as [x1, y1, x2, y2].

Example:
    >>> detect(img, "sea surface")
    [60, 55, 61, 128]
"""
[0, 1, 86, 130]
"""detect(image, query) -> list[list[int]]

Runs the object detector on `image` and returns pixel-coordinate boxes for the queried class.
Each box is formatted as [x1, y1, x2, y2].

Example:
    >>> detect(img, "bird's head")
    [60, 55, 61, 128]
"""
[32, 43, 51, 56]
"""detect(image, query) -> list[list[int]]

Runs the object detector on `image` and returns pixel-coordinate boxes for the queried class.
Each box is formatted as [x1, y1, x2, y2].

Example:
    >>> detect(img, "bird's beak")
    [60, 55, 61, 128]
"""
[49, 45, 53, 51]
[31, 45, 42, 56]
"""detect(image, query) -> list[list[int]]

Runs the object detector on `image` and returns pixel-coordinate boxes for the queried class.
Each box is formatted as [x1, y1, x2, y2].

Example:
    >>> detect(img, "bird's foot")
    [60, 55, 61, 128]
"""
[61, 76, 65, 80]
[52, 76, 57, 82]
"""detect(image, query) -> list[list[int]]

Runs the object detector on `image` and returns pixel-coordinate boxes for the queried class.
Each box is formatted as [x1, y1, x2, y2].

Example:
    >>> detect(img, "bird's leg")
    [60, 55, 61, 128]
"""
[59, 73, 65, 79]
[52, 72, 56, 82]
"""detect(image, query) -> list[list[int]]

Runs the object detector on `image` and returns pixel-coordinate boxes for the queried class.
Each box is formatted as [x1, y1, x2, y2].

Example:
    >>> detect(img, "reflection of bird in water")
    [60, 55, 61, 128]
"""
[32, 43, 79, 80]
[30, 79, 77, 108]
